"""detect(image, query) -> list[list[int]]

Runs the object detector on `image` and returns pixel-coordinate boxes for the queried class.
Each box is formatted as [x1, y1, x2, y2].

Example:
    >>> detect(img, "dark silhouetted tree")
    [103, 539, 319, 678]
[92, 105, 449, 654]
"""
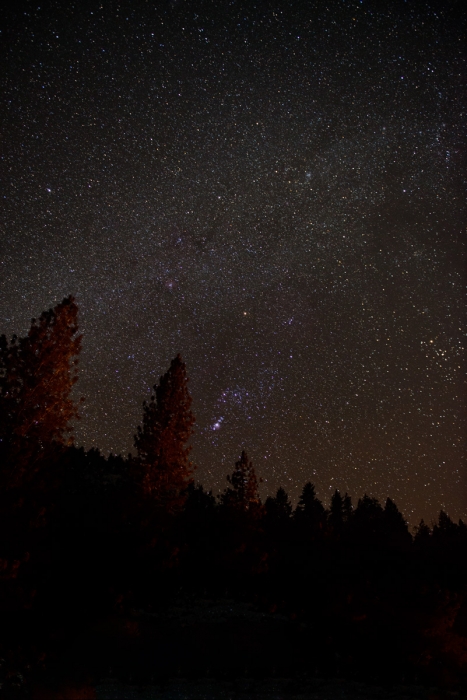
[351, 494, 385, 546]
[265, 487, 292, 523]
[220, 450, 262, 515]
[294, 482, 326, 536]
[264, 487, 293, 544]
[219, 451, 265, 581]
[433, 510, 457, 539]
[133, 354, 195, 514]
[329, 490, 353, 540]
[342, 492, 353, 521]
[382, 497, 411, 548]
[329, 489, 344, 533]
[414, 518, 431, 547]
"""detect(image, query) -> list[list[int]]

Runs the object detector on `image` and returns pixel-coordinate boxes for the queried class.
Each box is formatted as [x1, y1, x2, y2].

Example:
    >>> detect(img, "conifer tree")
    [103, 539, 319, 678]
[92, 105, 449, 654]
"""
[264, 487, 293, 544]
[265, 487, 292, 522]
[294, 482, 326, 534]
[221, 450, 262, 515]
[413, 518, 431, 547]
[134, 354, 195, 514]
[0, 296, 82, 487]
[220, 451, 265, 578]
[342, 492, 353, 522]
[329, 489, 353, 534]
[434, 510, 457, 536]
[329, 489, 344, 532]
[351, 494, 384, 545]
[354, 494, 383, 521]
[382, 497, 411, 548]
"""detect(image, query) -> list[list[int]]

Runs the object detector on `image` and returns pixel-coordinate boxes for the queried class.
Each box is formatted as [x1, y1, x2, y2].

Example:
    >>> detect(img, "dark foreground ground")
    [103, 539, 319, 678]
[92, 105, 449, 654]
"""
[92, 676, 462, 700]
[8, 598, 464, 699]
[27, 676, 465, 699]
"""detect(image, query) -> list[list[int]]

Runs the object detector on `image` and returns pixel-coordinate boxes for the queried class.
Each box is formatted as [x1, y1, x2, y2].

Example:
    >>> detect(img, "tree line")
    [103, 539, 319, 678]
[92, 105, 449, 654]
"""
[1, 297, 466, 693]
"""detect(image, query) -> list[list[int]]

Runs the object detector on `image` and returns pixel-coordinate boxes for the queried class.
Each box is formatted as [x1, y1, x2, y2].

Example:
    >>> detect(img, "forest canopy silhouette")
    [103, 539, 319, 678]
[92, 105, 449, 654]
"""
[0, 297, 466, 694]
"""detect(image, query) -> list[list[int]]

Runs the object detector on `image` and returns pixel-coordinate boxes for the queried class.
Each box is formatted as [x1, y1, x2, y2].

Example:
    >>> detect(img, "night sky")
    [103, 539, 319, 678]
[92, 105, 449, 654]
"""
[1, 0, 465, 526]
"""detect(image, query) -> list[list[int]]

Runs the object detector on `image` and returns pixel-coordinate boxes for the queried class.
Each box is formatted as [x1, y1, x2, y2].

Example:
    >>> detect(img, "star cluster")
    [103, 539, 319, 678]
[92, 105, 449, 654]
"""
[1, 0, 465, 526]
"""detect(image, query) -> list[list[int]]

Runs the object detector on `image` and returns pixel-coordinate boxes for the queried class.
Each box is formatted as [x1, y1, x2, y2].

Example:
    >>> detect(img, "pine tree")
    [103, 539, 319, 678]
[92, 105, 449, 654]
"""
[414, 518, 431, 547]
[0, 296, 82, 487]
[220, 450, 262, 515]
[354, 494, 383, 520]
[294, 482, 326, 535]
[264, 487, 293, 544]
[134, 354, 195, 514]
[342, 492, 353, 522]
[265, 487, 293, 522]
[329, 489, 344, 532]
[220, 451, 265, 577]
[382, 497, 411, 548]
[351, 494, 385, 546]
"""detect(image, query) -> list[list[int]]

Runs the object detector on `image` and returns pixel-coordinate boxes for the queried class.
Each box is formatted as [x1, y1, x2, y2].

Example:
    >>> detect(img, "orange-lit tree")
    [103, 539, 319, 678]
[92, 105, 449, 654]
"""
[134, 354, 195, 515]
[0, 296, 82, 488]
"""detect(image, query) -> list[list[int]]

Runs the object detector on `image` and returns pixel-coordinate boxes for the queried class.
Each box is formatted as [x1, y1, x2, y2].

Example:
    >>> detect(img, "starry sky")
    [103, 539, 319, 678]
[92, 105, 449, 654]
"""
[1, 0, 465, 526]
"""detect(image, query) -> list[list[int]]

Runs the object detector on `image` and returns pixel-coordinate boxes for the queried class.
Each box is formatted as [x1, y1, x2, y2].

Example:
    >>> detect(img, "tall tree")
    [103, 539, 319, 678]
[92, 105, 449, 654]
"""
[0, 296, 82, 487]
[329, 489, 353, 534]
[294, 482, 326, 536]
[264, 487, 293, 546]
[351, 494, 384, 546]
[265, 487, 293, 523]
[134, 354, 195, 514]
[329, 489, 344, 533]
[220, 450, 262, 515]
[382, 497, 411, 548]
[219, 451, 265, 579]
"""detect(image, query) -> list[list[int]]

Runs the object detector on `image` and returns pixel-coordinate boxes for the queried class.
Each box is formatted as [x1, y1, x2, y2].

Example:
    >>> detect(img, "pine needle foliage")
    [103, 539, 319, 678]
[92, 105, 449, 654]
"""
[0, 295, 82, 486]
